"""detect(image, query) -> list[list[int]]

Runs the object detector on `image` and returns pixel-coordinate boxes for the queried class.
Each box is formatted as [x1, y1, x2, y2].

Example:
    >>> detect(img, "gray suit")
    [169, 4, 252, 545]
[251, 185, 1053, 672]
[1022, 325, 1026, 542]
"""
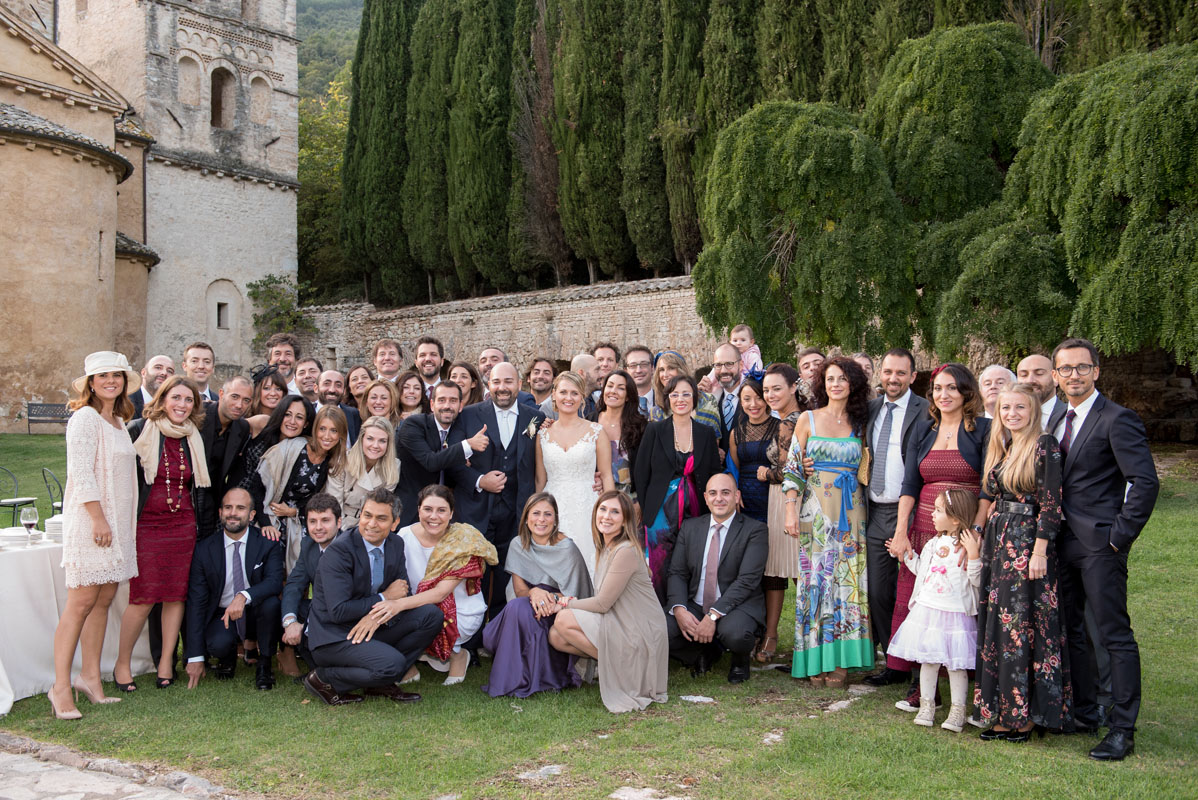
[863, 392, 929, 653]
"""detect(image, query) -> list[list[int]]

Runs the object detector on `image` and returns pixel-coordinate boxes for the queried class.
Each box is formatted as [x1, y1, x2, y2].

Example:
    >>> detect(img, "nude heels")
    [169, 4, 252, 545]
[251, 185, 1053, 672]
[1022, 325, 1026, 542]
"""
[72, 677, 122, 705]
[47, 686, 82, 720]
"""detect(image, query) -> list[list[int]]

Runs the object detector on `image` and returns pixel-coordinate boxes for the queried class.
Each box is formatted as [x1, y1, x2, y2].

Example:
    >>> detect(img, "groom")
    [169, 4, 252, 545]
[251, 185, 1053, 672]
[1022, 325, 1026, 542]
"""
[456, 362, 545, 618]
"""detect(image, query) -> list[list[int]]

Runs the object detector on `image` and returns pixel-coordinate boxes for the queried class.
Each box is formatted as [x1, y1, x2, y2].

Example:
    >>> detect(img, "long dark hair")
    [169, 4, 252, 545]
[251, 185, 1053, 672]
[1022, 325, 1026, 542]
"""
[448, 360, 485, 406]
[735, 378, 779, 445]
[927, 362, 984, 432]
[259, 394, 315, 451]
[250, 366, 288, 416]
[811, 357, 870, 436]
[593, 369, 646, 451]
[396, 369, 432, 414]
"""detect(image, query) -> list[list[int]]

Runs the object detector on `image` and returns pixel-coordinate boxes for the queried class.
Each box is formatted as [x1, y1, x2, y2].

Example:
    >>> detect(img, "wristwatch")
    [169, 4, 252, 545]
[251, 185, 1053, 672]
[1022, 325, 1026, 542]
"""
[972, 524, 983, 534]
[707, 609, 720, 622]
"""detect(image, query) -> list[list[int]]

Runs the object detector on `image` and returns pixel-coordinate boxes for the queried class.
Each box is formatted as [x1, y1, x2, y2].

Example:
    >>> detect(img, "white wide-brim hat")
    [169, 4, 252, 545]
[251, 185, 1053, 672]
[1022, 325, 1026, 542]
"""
[72, 351, 141, 394]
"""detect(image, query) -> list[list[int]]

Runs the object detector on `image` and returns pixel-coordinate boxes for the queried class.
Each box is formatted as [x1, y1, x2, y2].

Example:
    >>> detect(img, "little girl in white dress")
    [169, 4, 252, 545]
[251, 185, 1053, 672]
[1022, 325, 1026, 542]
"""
[887, 488, 982, 732]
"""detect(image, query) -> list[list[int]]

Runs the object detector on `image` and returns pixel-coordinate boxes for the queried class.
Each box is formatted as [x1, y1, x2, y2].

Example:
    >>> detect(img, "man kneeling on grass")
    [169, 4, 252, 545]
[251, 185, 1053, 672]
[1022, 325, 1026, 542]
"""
[302, 487, 443, 705]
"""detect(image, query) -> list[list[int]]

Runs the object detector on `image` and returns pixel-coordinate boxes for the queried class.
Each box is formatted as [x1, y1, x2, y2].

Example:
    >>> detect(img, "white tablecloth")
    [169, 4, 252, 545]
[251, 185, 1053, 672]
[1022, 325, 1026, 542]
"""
[0, 539, 152, 715]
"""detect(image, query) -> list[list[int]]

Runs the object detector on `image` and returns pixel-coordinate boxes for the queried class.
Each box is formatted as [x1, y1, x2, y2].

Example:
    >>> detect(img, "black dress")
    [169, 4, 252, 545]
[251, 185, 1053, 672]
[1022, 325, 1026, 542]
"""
[281, 448, 329, 535]
[974, 434, 1072, 730]
[734, 417, 777, 524]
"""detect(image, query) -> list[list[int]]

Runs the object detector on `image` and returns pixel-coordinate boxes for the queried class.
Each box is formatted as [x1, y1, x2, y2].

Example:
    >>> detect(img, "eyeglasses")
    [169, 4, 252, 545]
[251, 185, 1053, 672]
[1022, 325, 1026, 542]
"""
[1055, 364, 1094, 377]
[713, 361, 739, 370]
[625, 361, 651, 370]
[668, 392, 693, 400]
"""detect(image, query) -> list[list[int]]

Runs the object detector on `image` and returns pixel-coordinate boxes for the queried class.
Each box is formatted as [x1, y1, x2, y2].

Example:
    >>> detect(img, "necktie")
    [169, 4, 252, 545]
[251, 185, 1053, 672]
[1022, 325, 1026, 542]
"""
[1061, 408, 1077, 455]
[369, 547, 383, 594]
[500, 410, 513, 449]
[723, 394, 735, 428]
[702, 523, 723, 612]
[438, 428, 448, 484]
[231, 541, 246, 640]
[870, 402, 896, 489]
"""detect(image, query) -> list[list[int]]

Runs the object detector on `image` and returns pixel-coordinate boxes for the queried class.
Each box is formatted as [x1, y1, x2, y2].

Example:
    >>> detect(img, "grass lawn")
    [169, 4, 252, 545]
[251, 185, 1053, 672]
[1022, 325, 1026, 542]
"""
[1, 432, 1194, 799]
[0, 433, 67, 524]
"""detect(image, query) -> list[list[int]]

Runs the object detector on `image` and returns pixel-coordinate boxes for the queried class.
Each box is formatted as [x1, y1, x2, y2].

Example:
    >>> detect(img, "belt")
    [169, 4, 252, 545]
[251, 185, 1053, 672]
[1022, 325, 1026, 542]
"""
[995, 499, 1035, 516]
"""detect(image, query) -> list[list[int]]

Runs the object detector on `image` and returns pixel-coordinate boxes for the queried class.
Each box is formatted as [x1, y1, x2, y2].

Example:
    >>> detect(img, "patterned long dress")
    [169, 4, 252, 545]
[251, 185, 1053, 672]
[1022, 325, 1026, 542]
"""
[783, 411, 872, 677]
[975, 434, 1072, 730]
[887, 449, 981, 672]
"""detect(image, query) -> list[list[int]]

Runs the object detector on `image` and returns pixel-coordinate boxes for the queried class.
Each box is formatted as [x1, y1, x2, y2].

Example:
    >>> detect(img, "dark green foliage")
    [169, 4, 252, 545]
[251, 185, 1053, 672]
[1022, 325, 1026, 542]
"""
[864, 23, 1056, 222]
[693, 0, 761, 226]
[621, 0, 675, 274]
[659, 0, 709, 268]
[247, 275, 320, 351]
[297, 0, 363, 100]
[757, 0, 822, 101]
[1065, 0, 1198, 71]
[932, 0, 1002, 25]
[340, 0, 423, 304]
[448, 0, 516, 291]
[693, 102, 916, 359]
[403, 0, 460, 300]
[862, 0, 933, 91]
[815, 0, 879, 109]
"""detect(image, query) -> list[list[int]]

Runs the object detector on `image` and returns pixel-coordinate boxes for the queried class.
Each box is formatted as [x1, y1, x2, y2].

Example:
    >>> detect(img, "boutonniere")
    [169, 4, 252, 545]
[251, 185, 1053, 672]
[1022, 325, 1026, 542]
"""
[525, 420, 538, 439]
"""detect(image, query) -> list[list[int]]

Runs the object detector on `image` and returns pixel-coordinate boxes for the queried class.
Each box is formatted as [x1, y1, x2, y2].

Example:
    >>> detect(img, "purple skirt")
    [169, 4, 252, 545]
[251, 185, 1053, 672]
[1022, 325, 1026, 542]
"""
[481, 587, 581, 699]
[887, 604, 977, 671]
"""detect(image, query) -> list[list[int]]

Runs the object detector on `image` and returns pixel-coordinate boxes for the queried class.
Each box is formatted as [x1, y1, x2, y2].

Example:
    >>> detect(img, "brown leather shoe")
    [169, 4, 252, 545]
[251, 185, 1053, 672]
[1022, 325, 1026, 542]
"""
[302, 670, 364, 706]
[365, 684, 422, 703]
[277, 646, 302, 678]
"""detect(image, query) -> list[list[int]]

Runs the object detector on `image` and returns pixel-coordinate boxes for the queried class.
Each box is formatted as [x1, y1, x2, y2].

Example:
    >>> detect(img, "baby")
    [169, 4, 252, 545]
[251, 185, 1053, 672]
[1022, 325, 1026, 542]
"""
[730, 324, 763, 377]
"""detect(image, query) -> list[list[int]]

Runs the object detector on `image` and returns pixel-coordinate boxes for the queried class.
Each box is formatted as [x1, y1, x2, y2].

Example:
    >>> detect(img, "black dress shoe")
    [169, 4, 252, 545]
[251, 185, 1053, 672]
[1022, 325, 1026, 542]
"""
[979, 726, 1008, 741]
[1003, 725, 1046, 743]
[727, 654, 750, 684]
[255, 661, 275, 691]
[365, 684, 423, 703]
[214, 656, 236, 681]
[1090, 729, 1134, 761]
[863, 668, 910, 687]
[690, 651, 712, 678]
[302, 670, 364, 706]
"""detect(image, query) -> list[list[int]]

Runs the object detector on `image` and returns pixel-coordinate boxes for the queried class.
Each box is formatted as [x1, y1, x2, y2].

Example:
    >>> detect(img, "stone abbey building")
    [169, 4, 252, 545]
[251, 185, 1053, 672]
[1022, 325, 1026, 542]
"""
[0, 0, 297, 430]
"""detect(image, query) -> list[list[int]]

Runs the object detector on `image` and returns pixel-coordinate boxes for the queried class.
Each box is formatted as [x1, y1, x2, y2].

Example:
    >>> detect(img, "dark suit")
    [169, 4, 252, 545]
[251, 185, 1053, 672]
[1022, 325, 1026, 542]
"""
[1056, 393, 1158, 733]
[666, 513, 768, 665]
[863, 391, 929, 651]
[711, 387, 745, 454]
[517, 390, 537, 407]
[282, 534, 330, 664]
[128, 388, 150, 420]
[340, 404, 362, 446]
[395, 413, 473, 526]
[183, 526, 284, 664]
[633, 418, 721, 531]
[197, 402, 250, 541]
[454, 400, 545, 617]
[307, 528, 443, 693]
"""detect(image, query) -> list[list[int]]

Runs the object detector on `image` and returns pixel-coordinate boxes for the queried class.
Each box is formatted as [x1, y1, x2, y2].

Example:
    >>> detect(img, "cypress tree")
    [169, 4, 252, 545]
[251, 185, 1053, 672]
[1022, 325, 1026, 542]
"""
[757, 0, 822, 102]
[815, 0, 878, 110]
[448, 0, 516, 292]
[694, 0, 761, 226]
[1065, 0, 1198, 71]
[403, 0, 460, 300]
[659, 0, 709, 269]
[621, 0, 675, 274]
[862, 0, 933, 91]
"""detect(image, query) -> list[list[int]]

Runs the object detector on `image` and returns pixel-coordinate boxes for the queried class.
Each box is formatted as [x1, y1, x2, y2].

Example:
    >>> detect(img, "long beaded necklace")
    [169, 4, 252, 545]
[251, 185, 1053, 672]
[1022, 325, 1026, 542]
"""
[163, 438, 187, 513]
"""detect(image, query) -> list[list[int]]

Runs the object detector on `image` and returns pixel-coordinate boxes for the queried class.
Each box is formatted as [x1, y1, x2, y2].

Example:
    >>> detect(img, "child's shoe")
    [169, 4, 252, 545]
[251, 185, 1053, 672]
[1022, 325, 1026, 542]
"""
[914, 698, 936, 727]
[941, 703, 966, 732]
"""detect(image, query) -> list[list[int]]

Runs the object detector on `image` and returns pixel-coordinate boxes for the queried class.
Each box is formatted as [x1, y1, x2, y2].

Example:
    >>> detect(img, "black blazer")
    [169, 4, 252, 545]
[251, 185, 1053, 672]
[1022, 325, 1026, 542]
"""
[128, 389, 147, 420]
[395, 412, 474, 526]
[900, 416, 992, 499]
[282, 533, 330, 623]
[1044, 395, 1069, 436]
[1060, 393, 1159, 553]
[454, 400, 546, 530]
[197, 401, 250, 537]
[667, 513, 768, 622]
[865, 393, 930, 462]
[340, 404, 362, 446]
[634, 418, 721, 525]
[183, 526, 284, 659]
[307, 528, 409, 650]
[126, 418, 204, 528]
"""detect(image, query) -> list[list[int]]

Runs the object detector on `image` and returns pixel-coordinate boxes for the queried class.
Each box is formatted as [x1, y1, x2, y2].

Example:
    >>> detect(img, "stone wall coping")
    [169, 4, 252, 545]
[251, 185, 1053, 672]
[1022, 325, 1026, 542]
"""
[148, 146, 298, 188]
[0, 102, 133, 181]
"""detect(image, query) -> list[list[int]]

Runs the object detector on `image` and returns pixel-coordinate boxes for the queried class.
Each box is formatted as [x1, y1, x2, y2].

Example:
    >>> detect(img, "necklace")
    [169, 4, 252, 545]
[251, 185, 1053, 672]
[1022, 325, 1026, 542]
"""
[163, 438, 187, 513]
[673, 420, 692, 452]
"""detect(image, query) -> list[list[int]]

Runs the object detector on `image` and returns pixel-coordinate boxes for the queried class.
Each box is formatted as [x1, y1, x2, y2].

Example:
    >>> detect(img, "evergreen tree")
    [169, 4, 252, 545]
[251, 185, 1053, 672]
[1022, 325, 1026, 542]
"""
[448, 0, 516, 292]
[340, 0, 424, 304]
[757, 0, 822, 102]
[815, 0, 879, 109]
[403, 0, 460, 301]
[694, 0, 761, 226]
[621, 0, 675, 274]
[693, 101, 916, 359]
[659, 0, 709, 269]
[862, 0, 933, 91]
[1065, 0, 1198, 70]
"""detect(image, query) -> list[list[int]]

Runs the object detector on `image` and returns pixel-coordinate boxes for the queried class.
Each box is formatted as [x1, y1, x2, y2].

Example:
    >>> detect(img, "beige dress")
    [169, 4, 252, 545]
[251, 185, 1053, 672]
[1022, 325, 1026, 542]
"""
[571, 542, 668, 713]
[327, 463, 396, 530]
[61, 406, 138, 587]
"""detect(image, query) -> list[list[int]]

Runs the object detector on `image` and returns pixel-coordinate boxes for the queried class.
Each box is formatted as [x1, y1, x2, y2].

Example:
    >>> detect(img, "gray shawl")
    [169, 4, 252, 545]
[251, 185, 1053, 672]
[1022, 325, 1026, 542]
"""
[504, 536, 594, 602]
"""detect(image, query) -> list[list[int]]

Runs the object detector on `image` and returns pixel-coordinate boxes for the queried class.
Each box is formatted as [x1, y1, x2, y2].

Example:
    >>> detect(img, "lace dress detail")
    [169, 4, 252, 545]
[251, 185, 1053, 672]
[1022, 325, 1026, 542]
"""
[540, 423, 602, 576]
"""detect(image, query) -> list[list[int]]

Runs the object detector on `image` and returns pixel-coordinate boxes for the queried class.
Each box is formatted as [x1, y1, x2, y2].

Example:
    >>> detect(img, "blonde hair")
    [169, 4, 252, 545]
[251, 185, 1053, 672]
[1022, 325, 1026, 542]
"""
[551, 371, 586, 413]
[982, 383, 1043, 494]
[651, 352, 689, 413]
[344, 416, 398, 488]
[311, 405, 349, 478]
[591, 490, 640, 557]
[361, 379, 402, 427]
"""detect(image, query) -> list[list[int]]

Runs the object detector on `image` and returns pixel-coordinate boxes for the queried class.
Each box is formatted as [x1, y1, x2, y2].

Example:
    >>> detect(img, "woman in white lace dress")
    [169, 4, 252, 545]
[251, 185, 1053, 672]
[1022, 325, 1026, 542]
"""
[535, 372, 614, 576]
[50, 352, 141, 719]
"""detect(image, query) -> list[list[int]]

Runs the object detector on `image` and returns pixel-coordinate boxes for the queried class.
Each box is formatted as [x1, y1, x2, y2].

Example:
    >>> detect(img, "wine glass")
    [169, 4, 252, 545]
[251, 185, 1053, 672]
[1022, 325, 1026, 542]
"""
[20, 506, 38, 547]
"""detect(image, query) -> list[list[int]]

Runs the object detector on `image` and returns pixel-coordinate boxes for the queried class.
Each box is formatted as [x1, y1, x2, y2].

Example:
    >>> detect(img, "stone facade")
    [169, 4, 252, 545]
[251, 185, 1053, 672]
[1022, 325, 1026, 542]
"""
[0, 0, 53, 37]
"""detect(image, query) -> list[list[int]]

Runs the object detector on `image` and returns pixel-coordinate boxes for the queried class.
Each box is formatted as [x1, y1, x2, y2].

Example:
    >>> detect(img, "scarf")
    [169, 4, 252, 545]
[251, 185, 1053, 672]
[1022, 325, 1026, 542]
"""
[257, 436, 309, 572]
[132, 417, 211, 488]
[504, 537, 594, 602]
[418, 522, 498, 660]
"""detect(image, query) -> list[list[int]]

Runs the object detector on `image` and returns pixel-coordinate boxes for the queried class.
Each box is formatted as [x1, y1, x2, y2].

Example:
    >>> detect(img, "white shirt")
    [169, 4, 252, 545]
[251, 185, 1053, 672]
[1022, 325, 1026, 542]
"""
[436, 420, 473, 460]
[670, 514, 734, 616]
[493, 402, 518, 448]
[870, 389, 911, 504]
[219, 533, 253, 608]
[1053, 390, 1100, 448]
[140, 386, 154, 405]
[1041, 395, 1062, 433]
[286, 378, 299, 395]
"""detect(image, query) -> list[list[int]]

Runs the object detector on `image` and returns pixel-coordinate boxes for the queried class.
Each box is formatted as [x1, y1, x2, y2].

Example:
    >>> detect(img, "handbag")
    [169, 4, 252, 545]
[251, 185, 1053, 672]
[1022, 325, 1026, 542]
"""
[857, 445, 872, 487]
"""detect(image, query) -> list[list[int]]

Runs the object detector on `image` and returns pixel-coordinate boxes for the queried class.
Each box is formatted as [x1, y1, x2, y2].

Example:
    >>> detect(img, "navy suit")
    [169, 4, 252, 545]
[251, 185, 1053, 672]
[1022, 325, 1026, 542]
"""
[395, 413, 474, 526]
[1056, 393, 1158, 733]
[517, 390, 537, 407]
[183, 526, 284, 663]
[341, 404, 362, 446]
[307, 528, 442, 693]
[282, 534, 331, 664]
[455, 400, 545, 617]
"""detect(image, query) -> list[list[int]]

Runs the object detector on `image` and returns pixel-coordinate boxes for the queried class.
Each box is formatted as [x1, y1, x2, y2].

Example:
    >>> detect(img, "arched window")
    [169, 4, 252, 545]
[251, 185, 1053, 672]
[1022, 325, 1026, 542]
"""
[210, 67, 236, 128]
[178, 57, 201, 106]
[249, 77, 271, 124]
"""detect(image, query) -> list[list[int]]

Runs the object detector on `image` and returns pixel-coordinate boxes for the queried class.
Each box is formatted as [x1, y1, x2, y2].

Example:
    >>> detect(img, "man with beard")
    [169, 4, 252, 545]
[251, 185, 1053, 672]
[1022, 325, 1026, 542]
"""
[265, 333, 301, 393]
[280, 492, 343, 675]
[294, 358, 322, 404]
[524, 357, 556, 406]
[184, 488, 284, 690]
[698, 342, 744, 452]
[197, 376, 253, 539]
[129, 354, 175, 417]
[457, 362, 546, 618]
[415, 336, 445, 397]
[1016, 354, 1069, 433]
[316, 369, 361, 445]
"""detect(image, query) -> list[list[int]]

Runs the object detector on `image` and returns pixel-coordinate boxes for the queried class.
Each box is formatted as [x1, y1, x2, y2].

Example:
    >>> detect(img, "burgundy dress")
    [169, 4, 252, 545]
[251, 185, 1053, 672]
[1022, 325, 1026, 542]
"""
[887, 449, 980, 672]
[129, 437, 196, 604]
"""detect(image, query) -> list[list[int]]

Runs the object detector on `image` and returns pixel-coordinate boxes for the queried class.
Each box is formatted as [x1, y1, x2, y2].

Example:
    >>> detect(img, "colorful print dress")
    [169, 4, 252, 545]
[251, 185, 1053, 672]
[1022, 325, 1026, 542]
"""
[974, 434, 1072, 730]
[782, 411, 873, 677]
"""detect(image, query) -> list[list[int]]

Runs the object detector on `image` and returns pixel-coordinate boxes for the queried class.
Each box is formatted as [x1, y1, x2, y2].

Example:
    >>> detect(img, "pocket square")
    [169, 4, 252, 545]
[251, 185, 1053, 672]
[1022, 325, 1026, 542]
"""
[253, 562, 263, 570]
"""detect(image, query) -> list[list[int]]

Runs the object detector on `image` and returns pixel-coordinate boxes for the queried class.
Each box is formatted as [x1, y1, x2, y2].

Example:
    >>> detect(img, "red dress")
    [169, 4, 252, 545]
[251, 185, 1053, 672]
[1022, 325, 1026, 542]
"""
[129, 437, 197, 604]
[887, 448, 980, 672]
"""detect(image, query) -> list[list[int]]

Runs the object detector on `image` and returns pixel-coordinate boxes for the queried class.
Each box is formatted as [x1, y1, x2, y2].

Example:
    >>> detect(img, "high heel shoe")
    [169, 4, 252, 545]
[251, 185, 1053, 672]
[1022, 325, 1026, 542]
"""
[155, 675, 174, 689]
[47, 687, 82, 720]
[754, 635, 778, 663]
[1004, 725, 1046, 743]
[72, 677, 121, 705]
[979, 726, 1008, 741]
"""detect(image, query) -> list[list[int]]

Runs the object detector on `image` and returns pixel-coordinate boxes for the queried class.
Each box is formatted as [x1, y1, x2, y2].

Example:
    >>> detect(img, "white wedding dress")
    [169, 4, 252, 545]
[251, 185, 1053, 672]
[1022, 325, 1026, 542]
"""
[540, 423, 602, 577]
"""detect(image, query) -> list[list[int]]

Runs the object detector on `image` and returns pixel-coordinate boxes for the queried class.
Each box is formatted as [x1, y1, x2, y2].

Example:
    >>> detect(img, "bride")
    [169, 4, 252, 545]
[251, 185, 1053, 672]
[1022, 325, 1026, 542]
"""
[535, 372, 615, 576]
